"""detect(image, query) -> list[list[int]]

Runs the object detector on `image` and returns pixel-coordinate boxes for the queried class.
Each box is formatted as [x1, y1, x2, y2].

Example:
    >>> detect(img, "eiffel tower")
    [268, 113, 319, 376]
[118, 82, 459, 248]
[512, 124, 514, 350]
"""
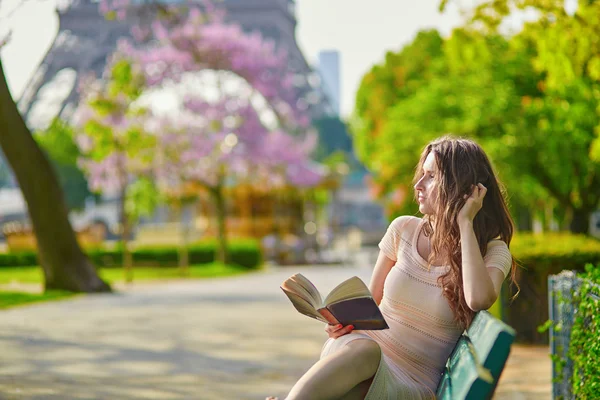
[17, 0, 334, 130]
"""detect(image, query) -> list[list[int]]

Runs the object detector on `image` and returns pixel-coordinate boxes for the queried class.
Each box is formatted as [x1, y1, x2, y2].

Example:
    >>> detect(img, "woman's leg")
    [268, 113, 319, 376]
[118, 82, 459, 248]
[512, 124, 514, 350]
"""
[339, 378, 374, 400]
[286, 339, 381, 400]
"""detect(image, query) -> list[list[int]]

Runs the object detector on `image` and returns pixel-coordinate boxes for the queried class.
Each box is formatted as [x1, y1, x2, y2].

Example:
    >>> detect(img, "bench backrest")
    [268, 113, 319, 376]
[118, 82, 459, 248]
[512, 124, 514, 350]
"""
[436, 310, 516, 400]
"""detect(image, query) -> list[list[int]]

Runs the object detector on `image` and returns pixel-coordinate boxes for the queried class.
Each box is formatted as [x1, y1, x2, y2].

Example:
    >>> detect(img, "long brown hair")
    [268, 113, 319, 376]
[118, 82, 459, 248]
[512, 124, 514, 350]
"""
[412, 136, 519, 329]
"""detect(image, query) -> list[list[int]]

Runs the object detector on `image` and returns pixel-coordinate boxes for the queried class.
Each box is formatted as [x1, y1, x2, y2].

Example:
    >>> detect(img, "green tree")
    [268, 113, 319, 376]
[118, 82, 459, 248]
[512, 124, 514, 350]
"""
[454, 0, 600, 233]
[0, 59, 110, 292]
[35, 119, 94, 211]
[76, 58, 157, 281]
[352, 2, 600, 233]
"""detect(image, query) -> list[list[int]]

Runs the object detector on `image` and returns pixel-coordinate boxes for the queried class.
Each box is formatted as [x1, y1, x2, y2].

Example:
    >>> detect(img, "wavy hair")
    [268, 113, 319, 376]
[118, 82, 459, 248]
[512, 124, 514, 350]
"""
[412, 136, 519, 329]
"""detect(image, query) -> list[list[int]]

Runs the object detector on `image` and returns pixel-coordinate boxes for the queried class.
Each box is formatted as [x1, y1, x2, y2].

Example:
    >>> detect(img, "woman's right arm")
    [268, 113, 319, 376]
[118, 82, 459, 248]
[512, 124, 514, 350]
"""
[369, 251, 396, 306]
[325, 217, 406, 339]
[324, 252, 394, 339]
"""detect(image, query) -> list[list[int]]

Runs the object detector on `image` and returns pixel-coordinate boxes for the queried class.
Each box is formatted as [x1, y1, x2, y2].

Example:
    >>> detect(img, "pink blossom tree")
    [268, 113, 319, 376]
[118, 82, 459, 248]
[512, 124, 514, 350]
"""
[151, 93, 322, 263]
[74, 56, 158, 281]
[94, 1, 323, 263]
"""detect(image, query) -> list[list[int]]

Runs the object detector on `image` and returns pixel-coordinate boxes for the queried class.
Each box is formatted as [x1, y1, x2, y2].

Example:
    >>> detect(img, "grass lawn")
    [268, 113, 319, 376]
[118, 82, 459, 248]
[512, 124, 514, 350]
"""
[0, 290, 78, 309]
[0, 263, 255, 309]
[99, 262, 252, 282]
[0, 262, 254, 286]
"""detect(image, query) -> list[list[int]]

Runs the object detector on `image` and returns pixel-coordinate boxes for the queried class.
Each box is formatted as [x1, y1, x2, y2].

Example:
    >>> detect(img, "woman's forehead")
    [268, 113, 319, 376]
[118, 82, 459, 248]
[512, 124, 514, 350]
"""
[423, 152, 437, 171]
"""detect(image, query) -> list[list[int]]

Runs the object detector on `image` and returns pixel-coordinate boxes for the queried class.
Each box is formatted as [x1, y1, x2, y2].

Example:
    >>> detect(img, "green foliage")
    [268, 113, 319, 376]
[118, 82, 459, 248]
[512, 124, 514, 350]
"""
[501, 233, 600, 343]
[94, 240, 262, 269]
[511, 233, 600, 271]
[569, 263, 600, 398]
[0, 264, 250, 289]
[0, 252, 38, 267]
[0, 239, 263, 270]
[35, 119, 94, 210]
[126, 177, 162, 221]
[353, 2, 600, 230]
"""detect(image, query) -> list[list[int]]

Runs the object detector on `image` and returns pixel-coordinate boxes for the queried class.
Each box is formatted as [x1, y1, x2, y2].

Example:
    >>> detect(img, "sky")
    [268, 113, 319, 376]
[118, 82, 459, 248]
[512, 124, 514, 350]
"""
[0, 0, 468, 118]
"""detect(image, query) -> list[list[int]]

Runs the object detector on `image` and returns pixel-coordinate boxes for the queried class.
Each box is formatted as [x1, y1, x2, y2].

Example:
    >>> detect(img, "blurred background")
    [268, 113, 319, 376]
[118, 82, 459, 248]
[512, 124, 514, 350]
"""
[0, 0, 599, 327]
[0, 0, 600, 397]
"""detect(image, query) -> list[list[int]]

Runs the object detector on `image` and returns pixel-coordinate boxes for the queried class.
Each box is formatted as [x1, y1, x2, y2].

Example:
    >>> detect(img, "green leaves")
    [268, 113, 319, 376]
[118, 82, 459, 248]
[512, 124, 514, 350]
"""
[568, 263, 600, 398]
[35, 119, 93, 210]
[353, 1, 600, 230]
[125, 177, 161, 221]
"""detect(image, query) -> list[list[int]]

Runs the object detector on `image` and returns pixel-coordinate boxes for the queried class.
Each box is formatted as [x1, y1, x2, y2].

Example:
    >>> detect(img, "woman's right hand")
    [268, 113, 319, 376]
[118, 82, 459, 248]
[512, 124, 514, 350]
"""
[325, 323, 354, 339]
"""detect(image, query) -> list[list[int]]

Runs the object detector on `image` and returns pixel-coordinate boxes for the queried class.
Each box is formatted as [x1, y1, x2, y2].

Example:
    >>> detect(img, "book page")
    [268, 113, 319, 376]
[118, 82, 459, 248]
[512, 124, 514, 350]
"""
[280, 287, 327, 323]
[324, 276, 372, 306]
[281, 273, 323, 308]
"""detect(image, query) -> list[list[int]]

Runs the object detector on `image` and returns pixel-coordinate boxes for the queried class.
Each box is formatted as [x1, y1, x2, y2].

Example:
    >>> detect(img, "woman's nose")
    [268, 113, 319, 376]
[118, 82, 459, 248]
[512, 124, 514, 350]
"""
[414, 177, 424, 191]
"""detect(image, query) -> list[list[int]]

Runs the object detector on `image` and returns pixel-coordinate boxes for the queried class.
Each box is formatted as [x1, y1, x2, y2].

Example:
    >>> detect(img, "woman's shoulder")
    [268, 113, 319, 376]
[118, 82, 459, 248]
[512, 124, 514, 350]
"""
[485, 239, 511, 256]
[486, 238, 509, 247]
[387, 215, 421, 234]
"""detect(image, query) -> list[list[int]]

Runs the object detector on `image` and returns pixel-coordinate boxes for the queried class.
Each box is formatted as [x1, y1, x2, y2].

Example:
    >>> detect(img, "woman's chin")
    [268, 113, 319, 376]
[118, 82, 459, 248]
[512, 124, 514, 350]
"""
[418, 205, 432, 215]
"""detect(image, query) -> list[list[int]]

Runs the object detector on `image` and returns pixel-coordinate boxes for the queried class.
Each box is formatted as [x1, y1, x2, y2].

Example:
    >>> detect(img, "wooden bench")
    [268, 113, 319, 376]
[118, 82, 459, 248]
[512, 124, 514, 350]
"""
[435, 310, 516, 400]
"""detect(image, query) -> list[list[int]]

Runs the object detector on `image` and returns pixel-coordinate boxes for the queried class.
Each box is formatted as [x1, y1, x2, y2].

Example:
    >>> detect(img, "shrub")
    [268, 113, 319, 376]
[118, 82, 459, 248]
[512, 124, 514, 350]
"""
[569, 264, 600, 398]
[0, 239, 263, 270]
[503, 233, 600, 344]
[0, 251, 38, 267]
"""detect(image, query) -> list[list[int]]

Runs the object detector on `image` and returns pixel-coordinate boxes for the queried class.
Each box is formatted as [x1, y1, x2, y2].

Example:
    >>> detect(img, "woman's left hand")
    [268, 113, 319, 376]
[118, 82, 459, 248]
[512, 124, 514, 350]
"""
[458, 183, 487, 224]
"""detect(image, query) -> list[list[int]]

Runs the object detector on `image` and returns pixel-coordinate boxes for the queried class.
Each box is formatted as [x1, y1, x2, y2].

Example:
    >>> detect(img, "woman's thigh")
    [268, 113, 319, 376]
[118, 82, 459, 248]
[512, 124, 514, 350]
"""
[339, 378, 374, 400]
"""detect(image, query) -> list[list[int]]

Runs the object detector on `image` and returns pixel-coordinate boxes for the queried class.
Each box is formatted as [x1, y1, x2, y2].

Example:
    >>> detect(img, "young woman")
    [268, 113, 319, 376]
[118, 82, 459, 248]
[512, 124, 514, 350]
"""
[270, 136, 519, 400]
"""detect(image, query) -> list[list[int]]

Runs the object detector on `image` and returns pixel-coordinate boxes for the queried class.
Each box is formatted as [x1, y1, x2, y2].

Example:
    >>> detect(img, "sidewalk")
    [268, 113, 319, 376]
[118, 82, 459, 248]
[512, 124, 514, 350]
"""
[0, 265, 551, 399]
[495, 344, 551, 399]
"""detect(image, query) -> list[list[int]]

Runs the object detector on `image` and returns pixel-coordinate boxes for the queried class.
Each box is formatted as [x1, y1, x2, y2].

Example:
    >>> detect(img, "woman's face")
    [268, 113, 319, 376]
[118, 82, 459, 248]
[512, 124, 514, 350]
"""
[414, 152, 439, 215]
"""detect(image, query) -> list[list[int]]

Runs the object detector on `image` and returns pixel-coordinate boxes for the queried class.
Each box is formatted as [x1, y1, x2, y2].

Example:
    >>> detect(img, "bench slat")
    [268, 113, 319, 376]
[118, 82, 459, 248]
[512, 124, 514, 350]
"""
[435, 311, 516, 400]
[467, 311, 516, 382]
[438, 337, 495, 399]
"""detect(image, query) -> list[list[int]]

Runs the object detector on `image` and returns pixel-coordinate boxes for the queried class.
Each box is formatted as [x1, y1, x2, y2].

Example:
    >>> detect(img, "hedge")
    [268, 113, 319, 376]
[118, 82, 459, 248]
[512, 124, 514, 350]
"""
[504, 233, 600, 344]
[0, 238, 262, 270]
[569, 264, 600, 399]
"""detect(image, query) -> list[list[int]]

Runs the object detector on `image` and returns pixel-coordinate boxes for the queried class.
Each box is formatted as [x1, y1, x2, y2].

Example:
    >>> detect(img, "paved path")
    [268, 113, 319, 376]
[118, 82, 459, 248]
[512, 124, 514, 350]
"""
[0, 265, 551, 399]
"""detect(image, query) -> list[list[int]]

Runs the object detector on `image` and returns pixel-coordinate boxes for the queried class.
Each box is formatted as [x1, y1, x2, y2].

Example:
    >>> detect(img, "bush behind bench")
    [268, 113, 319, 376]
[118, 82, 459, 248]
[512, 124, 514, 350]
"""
[504, 233, 600, 344]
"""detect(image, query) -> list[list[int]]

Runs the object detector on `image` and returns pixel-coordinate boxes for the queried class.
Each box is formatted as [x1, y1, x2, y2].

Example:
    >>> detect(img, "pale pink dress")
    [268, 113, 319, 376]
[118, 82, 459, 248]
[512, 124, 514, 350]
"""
[320, 216, 513, 399]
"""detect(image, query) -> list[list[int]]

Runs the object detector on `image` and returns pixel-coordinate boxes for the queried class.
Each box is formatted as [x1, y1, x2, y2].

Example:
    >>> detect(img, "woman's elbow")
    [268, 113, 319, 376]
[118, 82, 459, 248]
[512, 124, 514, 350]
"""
[466, 294, 497, 312]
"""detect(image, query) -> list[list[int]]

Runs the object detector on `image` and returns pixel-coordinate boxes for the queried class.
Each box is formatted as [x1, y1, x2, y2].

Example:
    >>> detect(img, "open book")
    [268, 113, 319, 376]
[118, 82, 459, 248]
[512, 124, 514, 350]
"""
[280, 273, 389, 330]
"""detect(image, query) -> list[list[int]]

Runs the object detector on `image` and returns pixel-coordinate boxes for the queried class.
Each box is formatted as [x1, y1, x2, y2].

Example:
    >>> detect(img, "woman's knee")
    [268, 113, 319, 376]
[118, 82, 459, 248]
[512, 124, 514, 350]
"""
[345, 340, 381, 376]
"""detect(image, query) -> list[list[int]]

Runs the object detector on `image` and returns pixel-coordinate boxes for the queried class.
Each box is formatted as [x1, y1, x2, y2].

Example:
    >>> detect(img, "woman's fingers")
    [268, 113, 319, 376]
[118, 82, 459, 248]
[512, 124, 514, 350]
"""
[325, 324, 354, 338]
[340, 325, 354, 335]
[333, 325, 354, 338]
[467, 183, 487, 200]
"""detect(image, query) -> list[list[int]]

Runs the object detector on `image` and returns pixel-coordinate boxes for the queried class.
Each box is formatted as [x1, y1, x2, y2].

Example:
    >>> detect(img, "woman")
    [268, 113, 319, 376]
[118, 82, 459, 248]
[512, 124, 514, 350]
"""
[273, 136, 519, 400]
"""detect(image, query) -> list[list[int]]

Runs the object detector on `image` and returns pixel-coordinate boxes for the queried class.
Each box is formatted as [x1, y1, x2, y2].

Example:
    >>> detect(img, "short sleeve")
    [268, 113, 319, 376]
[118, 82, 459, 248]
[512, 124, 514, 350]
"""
[484, 240, 513, 279]
[378, 216, 409, 261]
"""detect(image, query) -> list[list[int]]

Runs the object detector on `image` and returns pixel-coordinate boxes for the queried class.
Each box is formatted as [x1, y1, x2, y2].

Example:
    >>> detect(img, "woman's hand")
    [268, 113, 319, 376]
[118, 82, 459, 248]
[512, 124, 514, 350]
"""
[458, 183, 487, 224]
[325, 323, 354, 339]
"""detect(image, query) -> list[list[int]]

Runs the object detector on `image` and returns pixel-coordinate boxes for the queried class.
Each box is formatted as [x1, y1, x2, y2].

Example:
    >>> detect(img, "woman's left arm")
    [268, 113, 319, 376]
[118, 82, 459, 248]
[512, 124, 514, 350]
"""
[457, 183, 505, 311]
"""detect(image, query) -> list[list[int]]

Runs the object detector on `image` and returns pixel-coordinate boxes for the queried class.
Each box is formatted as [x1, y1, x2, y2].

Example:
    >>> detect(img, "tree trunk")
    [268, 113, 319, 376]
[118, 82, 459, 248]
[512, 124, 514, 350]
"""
[119, 185, 133, 282]
[212, 185, 228, 264]
[178, 200, 190, 276]
[0, 60, 110, 292]
[570, 208, 590, 234]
